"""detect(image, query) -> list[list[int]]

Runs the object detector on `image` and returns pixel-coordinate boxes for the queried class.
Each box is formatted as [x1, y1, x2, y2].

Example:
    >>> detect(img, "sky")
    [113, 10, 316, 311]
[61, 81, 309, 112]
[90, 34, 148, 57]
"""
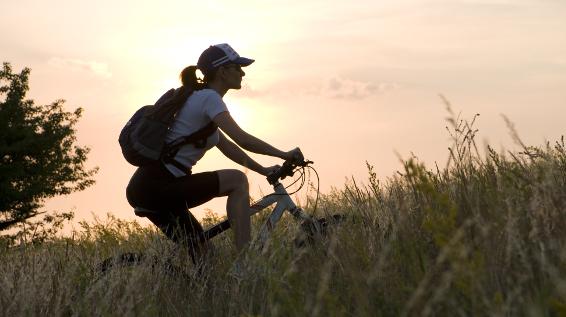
[1, 0, 565, 228]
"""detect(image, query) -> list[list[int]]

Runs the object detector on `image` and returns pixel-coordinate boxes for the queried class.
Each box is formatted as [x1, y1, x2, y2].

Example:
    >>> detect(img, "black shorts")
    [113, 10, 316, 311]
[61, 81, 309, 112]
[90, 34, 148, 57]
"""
[126, 162, 220, 261]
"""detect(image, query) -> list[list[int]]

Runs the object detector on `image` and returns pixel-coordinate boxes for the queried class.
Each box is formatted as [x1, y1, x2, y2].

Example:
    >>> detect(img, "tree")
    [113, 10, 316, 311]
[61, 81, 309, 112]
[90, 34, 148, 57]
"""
[0, 62, 98, 232]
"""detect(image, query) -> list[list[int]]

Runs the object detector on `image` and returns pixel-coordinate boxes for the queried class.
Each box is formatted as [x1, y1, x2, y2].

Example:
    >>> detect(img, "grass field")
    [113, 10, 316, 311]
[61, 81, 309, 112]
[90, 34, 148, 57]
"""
[1, 111, 565, 316]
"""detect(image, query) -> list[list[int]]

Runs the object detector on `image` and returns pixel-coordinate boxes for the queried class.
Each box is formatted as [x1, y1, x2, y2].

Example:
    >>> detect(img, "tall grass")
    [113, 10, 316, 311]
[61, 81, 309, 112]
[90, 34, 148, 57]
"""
[1, 108, 565, 316]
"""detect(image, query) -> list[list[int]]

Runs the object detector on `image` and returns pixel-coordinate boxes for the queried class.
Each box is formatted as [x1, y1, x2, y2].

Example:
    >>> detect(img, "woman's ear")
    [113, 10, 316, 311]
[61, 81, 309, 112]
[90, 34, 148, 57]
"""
[217, 66, 227, 79]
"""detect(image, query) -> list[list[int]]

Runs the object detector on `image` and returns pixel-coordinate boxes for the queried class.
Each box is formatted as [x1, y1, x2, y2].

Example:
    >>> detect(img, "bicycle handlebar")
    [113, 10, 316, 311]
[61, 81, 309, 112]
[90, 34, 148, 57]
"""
[266, 158, 313, 185]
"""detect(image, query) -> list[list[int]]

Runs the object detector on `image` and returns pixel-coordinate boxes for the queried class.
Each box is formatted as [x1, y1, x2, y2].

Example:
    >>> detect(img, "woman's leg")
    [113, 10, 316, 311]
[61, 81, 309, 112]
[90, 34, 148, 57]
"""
[145, 206, 207, 263]
[216, 169, 250, 251]
[128, 166, 219, 263]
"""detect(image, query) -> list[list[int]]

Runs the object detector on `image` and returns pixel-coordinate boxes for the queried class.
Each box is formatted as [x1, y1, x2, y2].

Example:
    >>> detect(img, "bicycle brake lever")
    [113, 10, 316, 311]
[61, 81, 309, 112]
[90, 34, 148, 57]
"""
[266, 159, 313, 185]
[267, 160, 293, 184]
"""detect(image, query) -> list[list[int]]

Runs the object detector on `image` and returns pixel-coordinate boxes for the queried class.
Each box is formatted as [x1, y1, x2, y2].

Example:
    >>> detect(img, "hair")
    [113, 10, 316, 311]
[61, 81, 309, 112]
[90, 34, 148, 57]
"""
[179, 65, 217, 90]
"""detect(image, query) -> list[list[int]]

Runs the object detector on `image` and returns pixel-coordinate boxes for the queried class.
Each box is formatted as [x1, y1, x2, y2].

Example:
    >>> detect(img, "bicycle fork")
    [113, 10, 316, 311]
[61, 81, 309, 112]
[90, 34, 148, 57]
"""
[253, 183, 318, 251]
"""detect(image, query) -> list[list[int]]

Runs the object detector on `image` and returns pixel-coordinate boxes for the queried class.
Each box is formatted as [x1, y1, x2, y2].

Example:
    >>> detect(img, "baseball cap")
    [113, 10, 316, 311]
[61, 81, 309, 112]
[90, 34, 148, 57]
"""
[197, 43, 254, 77]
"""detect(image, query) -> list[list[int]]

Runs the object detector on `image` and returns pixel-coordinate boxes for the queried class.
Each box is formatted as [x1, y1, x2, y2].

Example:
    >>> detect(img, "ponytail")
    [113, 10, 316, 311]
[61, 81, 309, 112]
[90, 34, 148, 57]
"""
[180, 66, 206, 90]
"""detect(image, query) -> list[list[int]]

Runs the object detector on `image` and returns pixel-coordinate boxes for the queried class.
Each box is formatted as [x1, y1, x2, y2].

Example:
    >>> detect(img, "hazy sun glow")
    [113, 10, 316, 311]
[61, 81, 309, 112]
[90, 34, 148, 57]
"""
[224, 97, 279, 137]
[224, 98, 249, 126]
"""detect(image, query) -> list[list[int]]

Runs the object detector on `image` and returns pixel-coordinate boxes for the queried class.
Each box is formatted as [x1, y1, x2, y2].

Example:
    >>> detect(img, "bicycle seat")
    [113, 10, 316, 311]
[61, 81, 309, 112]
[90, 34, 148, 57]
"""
[133, 206, 160, 218]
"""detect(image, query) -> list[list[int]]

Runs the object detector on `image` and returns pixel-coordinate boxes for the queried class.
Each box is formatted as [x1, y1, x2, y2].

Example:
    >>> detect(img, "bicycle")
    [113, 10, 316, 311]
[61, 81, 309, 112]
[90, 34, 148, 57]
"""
[95, 158, 343, 275]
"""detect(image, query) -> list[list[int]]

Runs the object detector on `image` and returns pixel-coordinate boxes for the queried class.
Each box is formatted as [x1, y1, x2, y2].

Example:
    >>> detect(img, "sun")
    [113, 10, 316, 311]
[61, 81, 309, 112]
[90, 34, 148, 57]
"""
[224, 98, 251, 128]
[224, 98, 278, 138]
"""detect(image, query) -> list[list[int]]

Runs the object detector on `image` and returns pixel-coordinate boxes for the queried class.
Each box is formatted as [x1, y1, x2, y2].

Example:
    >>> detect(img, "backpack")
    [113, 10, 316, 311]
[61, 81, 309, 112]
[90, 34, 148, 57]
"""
[119, 86, 218, 169]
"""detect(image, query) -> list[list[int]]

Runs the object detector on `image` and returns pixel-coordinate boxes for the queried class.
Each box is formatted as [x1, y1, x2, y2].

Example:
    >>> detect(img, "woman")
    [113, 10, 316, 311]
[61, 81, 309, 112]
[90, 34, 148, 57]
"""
[126, 43, 302, 262]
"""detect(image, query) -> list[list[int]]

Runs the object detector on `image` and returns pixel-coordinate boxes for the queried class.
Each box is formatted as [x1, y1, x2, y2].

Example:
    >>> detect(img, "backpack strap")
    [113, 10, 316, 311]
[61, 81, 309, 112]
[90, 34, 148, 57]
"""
[161, 121, 218, 172]
[163, 157, 191, 175]
[165, 121, 218, 152]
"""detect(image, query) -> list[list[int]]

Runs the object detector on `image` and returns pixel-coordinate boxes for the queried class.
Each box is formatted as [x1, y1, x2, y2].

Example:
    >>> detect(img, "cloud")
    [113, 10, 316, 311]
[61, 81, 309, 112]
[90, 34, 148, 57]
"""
[325, 77, 399, 100]
[48, 57, 112, 78]
[237, 76, 399, 102]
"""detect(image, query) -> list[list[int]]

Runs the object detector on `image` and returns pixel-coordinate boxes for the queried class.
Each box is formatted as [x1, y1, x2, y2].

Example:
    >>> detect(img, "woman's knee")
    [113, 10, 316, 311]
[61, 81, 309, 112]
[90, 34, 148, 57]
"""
[217, 169, 249, 195]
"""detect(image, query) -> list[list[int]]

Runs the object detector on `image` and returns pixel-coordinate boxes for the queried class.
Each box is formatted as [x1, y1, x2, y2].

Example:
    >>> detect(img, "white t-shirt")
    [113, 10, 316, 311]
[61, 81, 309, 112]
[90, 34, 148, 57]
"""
[163, 89, 228, 177]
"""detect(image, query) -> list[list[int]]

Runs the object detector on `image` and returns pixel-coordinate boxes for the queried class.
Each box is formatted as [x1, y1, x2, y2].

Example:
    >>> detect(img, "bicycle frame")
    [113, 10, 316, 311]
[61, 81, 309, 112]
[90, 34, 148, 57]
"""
[99, 162, 325, 275]
[203, 180, 315, 248]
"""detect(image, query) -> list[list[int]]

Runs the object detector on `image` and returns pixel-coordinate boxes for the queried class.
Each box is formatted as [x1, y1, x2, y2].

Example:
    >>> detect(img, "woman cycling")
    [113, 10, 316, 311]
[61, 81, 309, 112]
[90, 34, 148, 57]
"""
[126, 43, 302, 263]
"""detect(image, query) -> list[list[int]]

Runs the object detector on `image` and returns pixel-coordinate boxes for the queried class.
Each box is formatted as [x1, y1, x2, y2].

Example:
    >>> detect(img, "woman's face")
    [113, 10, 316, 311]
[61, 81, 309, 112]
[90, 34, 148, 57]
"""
[220, 64, 246, 89]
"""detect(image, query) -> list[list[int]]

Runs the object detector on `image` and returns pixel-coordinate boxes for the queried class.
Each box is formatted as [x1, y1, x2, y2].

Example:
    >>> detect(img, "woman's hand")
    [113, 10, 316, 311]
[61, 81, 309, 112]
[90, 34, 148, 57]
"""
[282, 147, 304, 162]
[261, 165, 281, 176]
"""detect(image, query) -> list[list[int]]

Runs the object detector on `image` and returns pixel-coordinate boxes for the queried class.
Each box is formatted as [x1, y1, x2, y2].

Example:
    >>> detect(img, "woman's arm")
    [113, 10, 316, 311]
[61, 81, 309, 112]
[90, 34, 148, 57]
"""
[213, 111, 295, 159]
[216, 131, 276, 176]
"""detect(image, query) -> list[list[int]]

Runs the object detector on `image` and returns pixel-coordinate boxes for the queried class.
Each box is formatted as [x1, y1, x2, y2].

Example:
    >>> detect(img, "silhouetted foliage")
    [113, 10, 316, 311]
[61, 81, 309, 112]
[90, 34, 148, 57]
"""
[0, 62, 98, 233]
